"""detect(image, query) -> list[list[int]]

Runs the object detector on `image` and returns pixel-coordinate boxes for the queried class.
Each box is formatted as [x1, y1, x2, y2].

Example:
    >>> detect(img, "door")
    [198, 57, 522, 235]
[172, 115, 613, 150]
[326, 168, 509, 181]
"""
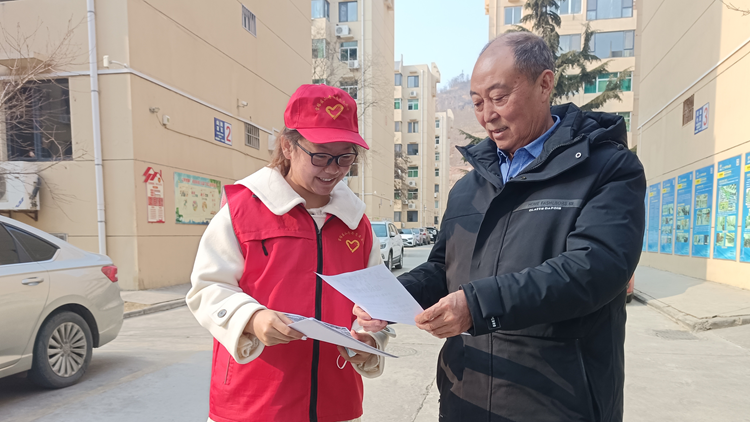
[0, 223, 50, 369]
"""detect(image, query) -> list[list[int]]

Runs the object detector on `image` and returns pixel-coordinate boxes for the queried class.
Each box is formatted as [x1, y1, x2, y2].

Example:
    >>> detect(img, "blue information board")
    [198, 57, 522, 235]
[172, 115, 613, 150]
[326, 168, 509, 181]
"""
[660, 178, 675, 254]
[742, 153, 750, 263]
[648, 183, 660, 252]
[692, 165, 714, 258]
[642, 193, 648, 252]
[714, 156, 742, 260]
[674, 172, 693, 256]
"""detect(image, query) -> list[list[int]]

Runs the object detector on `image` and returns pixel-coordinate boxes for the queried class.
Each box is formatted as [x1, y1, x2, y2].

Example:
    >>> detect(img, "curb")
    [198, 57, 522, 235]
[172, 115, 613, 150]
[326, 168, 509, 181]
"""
[123, 298, 187, 319]
[633, 289, 750, 332]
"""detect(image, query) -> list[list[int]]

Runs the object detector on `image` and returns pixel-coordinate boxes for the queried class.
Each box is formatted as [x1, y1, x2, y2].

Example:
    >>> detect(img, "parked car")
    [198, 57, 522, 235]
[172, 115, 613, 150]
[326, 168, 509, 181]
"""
[418, 228, 430, 245]
[371, 222, 404, 270]
[410, 228, 423, 246]
[399, 228, 416, 247]
[425, 227, 438, 243]
[0, 216, 124, 389]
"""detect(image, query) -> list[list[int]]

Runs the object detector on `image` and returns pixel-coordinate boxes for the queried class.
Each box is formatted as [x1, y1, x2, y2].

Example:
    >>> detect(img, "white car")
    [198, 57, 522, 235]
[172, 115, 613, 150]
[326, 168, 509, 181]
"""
[399, 228, 416, 247]
[371, 222, 404, 270]
[0, 216, 124, 388]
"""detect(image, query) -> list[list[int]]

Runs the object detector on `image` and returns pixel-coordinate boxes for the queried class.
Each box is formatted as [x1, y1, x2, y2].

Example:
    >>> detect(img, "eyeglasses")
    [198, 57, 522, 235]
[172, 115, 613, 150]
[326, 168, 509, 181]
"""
[295, 143, 358, 167]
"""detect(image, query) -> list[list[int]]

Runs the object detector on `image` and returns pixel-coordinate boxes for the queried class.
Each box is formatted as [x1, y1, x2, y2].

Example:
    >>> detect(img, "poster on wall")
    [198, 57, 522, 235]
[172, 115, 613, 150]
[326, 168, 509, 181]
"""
[714, 156, 741, 260]
[741, 153, 750, 263]
[143, 167, 165, 224]
[647, 183, 660, 252]
[214, 118, 233, 146]
[660, 178, 675, 254]
[643, 193, 648, 252]
[174, 172, 222, 225]
[691, 165, 714, 258]
[674, 172, 693, 256]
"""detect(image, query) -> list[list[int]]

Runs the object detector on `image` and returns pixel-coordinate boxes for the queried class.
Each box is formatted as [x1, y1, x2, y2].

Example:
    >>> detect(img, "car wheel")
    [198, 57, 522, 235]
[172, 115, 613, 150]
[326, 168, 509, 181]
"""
[626, 293, 634, 304]
[395, 248, 403, 269]
[28, 311, 93, 389]
[385, 251, 392, 271]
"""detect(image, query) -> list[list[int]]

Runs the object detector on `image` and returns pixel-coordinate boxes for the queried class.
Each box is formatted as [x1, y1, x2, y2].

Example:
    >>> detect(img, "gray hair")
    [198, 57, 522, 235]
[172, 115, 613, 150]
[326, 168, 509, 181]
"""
[479, 32, 555, 82]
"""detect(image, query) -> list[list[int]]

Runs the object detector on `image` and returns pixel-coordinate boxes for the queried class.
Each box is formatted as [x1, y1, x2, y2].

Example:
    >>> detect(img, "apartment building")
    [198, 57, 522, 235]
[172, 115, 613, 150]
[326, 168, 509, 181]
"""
[485, 0, 637, 147]
[311, 0, 395, 222]
[393, 60, 441, 229]
[635, 1, 750, 289]
[0, 0, 311, 290]
[435, 110, 454, 229]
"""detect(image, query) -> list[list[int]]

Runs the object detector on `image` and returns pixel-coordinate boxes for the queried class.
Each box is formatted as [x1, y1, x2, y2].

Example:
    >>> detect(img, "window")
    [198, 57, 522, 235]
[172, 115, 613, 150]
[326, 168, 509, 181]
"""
[395, 73, 402, 86]
[242, 6, 257, 36]
[434, 184, 440, 193]
[435, 168, 440, 177]
[340, 80, 358, 99]
[615, 112, 631, 132]
[394, 98, 401, 110]
[0, 225, 20, 265]
[346, 163, 358, 176]
[584, 72, 632, 94]
[312, 39, 326, 59]
[245, 123, 260, 149]
[339, 1, 358, 22]
[311, 0, 330, 19]
[587, 0, 633, 20]
[407, 189, 419, 200]
[435, 119, 440, 129]
[683, 95, 695, 126]
[408, 166, 419, 177]
[407, 75, 419, 88]
[505, 6, 522, 25]
[434, 216, 439, 224]
[407, 211, 419, 222]
[407, 144, 419, 155]
[6, 225, 58, 262]
[435, 152, 440, 161]
[394, 190, 401, 200]
[407, 99, 419, 110]
[395, 121, 402, 132]
[552, 0, 581, 15]
[408, 121, 419, 133]
[590, 31, 634, 58]
[435, 136, 440, 145]
[435, 201, 439, 209]
[394, 143, 402, 153]
[559, 34, 582, 54]
[340, 41, 358, 62]
[312, 78, 327, 85]
[394, 211, 402, 222]
[6, 79, 72, 161]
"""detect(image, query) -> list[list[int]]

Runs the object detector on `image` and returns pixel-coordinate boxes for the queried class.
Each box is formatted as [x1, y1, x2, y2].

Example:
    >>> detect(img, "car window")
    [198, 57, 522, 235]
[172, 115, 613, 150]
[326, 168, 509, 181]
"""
[399, 229, 409, 234]
[0, 225, 21, 265]
[372, 224, 388, 238]
[388, 224, 397, 237]
[6, 225, 58, 262]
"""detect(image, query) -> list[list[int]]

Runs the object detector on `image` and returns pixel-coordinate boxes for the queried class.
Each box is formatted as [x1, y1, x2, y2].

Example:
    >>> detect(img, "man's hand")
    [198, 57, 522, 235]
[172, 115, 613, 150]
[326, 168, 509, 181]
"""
[415, 291, 472, 338]
[337, 330, 377, 365]
[244, 310, 305, 346]
[353, 305, 388, 332]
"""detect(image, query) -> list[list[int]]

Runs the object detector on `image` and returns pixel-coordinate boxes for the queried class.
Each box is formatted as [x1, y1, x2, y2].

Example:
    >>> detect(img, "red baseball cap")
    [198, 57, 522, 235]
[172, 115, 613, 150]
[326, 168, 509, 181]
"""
[284, 84, 369, 150]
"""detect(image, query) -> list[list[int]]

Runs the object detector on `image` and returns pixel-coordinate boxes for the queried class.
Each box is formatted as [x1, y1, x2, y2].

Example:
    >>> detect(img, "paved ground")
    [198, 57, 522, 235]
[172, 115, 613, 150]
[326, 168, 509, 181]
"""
[2, 245, 750, 421]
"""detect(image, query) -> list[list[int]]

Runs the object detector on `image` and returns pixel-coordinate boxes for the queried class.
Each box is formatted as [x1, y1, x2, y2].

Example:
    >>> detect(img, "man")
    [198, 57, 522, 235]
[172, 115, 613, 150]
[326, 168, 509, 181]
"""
[357, 32, 645, 421]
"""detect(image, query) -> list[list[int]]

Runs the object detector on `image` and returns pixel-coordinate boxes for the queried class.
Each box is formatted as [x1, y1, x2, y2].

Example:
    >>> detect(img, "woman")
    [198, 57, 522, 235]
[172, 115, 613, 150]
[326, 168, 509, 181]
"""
[187, 84, 392, 422]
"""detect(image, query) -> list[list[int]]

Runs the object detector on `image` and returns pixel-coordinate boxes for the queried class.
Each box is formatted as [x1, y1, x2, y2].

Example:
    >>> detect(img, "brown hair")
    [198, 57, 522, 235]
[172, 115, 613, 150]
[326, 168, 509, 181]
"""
[267, 127, 365, 176]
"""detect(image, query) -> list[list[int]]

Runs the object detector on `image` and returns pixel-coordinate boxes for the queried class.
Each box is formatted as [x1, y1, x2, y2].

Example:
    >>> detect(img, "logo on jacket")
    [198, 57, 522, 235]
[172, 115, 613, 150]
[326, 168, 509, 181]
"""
[339, 231, 364, 253]
[515, 199, 583, 212]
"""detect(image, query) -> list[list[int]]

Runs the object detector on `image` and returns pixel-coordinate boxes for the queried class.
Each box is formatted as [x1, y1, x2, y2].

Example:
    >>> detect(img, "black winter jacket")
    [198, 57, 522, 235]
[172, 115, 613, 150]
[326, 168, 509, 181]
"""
[399, 104, 646, 422]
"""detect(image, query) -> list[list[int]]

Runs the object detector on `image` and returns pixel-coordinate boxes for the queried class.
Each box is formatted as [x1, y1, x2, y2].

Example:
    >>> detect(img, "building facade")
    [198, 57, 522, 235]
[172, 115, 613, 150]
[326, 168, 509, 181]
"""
[0, 0, 311, 290]
[435, 110, 454, 229]
[311, 0, 395, 222]
[393, 60, 441, 229]
[635, 0, 750, 289]
[485, 0, 637, 147]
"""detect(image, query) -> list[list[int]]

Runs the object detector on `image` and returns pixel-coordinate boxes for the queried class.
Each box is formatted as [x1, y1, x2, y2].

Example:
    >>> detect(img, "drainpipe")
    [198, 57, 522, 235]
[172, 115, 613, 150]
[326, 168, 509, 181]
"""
[420, 69, 425, 227]
[87, 0, 107, 255]
[359, 0, 366, 202]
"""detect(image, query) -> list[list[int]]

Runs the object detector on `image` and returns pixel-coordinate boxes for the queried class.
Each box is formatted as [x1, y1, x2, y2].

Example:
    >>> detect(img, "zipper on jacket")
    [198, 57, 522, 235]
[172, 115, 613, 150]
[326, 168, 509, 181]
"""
[261, 239, 268, 256]
[308, 214, 328, 422]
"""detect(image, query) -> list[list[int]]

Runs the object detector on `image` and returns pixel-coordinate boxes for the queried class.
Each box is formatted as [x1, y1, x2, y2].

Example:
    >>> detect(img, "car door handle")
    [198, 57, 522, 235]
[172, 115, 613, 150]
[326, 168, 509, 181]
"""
[22, 277, 45, 286]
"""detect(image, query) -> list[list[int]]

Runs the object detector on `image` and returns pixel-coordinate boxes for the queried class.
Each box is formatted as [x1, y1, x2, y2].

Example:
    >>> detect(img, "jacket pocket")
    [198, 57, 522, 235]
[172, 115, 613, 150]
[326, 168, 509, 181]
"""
[213, 343, 234, 388]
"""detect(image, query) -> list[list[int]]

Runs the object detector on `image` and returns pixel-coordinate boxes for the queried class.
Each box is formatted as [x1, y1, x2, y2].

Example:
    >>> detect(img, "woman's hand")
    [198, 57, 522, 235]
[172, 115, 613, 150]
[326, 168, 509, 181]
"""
[337, 330, 377, 365]
[245, 310, 305, 346]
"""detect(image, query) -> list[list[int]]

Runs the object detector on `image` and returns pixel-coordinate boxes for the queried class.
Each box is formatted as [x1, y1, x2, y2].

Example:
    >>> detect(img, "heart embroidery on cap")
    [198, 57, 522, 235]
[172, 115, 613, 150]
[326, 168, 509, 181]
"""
[346, 239, 360, 253]
[326, 104, 344, 120]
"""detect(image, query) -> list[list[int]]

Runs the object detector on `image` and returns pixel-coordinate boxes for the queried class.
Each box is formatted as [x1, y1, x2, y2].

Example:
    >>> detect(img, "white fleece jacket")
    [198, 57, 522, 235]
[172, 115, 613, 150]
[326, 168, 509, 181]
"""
[187, 166, 393, 378]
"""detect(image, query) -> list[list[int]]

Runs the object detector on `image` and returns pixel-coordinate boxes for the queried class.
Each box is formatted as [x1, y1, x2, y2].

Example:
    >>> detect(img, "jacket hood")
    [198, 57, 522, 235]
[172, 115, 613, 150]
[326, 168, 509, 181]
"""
[236, 166, 366, 230]
[457, 103, 628, 187]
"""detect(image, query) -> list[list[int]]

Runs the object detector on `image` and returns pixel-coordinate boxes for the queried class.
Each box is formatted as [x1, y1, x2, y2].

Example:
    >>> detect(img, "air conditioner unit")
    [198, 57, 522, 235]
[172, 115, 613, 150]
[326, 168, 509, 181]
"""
[335, 25, 351, 37]
[402, 200, 408, 204]
[435, 162, 440, 167]
[408, 203, 416, 209]
[0, 172, 41, 211]
[408, 181, 416, 187]
[434, 192, 438, 198]
[348, 60, 359, 69]
[434, 144, 439, 149]
[409, 90, 418, 98]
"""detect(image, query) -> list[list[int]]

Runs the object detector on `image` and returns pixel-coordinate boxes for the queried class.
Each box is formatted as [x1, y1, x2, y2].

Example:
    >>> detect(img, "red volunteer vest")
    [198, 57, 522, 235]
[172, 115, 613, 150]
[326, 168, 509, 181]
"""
[209, 184, 374, 422]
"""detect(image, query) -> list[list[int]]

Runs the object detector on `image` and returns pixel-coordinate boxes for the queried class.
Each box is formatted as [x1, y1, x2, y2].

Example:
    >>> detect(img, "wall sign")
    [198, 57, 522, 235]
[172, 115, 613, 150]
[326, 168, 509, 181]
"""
[674, 172, 693, 256]
[714, 156, 741, 260]
[692, 165, 714, 258]
[694, 103, 709, 134]
[175, 172, 221, 225]
[647, 183, 660, 253]
[741, 153, 750, 263]
[143, 167, 165, 224]
[660, 178, 675, 254]
[214, 118, 233, 146]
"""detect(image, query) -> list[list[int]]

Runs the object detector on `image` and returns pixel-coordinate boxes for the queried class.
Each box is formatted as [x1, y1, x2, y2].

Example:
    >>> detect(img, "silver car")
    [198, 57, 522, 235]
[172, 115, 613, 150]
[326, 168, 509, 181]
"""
[0, 216, 123, 388]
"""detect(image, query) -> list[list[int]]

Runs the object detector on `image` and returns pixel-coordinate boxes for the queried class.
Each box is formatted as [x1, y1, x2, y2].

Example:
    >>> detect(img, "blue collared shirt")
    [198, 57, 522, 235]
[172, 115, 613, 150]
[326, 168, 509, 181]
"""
[497, 115, 561, 184]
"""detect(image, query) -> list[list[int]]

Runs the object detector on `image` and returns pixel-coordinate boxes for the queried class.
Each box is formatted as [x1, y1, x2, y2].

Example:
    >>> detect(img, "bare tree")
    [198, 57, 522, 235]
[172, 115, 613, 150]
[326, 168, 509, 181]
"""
[722, 1, 750, 15]
[393, 149, 409, 204]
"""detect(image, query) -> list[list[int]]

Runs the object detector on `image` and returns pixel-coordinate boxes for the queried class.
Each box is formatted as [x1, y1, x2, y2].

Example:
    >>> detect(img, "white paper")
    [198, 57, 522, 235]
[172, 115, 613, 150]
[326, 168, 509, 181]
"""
[318, 265, 424, 326]
[285, 313, 397, 358]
